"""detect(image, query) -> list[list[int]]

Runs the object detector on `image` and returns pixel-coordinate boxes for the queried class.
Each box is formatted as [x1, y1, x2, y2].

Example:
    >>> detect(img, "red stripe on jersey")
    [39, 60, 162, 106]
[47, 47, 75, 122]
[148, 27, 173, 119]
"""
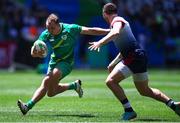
[111, 20, 125, 29]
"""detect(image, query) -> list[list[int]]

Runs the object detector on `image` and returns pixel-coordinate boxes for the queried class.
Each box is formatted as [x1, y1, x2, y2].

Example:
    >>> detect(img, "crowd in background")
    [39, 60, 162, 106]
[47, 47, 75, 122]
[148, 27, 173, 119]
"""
[98, 0, 179, 38]
[115, 0, 180, 66]
[0, 0, 49, 67]
[117, 0, 179, 44]
[0, 0, 48, 41]
[0, 0, 179, 69]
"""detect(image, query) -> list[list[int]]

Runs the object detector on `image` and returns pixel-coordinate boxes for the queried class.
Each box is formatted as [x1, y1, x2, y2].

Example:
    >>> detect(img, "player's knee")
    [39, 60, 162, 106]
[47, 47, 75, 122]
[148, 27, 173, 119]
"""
[138, 91, 148, 96]
[52, 68, 61, 79]
[47, 84, 58, 97]
[47, 93, 54, 97]
[106, 78, 115, 87]
[106, 76, 122, 87]
[47, 91, 55, 97]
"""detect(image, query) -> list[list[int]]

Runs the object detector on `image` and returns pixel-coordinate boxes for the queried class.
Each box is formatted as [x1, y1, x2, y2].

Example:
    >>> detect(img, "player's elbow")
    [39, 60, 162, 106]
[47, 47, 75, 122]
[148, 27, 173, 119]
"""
[112, 32, 119, 37]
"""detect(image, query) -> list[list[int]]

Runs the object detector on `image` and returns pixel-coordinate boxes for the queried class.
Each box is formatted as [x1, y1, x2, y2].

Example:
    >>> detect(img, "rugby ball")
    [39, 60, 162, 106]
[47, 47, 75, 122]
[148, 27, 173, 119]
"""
[34, 40, 48, 57]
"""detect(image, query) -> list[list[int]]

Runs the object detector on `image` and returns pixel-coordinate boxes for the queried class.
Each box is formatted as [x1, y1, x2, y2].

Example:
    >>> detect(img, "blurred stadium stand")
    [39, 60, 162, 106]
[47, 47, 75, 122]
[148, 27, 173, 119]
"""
[0, 0, 179, 71]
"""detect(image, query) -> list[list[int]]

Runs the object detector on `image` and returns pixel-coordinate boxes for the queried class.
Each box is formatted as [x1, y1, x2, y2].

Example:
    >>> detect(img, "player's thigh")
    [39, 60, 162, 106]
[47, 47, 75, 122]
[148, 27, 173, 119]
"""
[54, 61, 72, 80]
[46, 62, 72, 92]
[133, 72, 149, 93]
[106, 61, 132, 84]
[47, 62, 72, 81]
[43, 71, 59, 87]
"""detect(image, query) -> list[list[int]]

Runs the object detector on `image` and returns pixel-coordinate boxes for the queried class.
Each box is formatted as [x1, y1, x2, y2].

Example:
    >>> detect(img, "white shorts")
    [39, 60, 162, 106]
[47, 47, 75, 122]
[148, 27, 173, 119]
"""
[113, 61, 148, 82]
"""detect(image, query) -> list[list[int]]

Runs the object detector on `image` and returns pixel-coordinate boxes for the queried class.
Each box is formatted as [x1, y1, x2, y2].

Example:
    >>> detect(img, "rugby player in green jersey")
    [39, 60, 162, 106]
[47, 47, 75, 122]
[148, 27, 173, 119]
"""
[17, 13, 110, 115]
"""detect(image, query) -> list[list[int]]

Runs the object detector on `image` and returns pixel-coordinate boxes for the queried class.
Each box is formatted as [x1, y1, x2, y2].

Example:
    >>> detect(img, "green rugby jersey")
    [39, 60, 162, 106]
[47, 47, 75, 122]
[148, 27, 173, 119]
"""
[37, 23, 82, 65]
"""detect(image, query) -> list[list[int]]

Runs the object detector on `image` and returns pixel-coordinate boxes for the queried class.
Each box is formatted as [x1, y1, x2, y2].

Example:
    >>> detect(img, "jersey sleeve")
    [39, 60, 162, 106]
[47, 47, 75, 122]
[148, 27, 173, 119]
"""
[69, 24, 82, 36]
[38, 30, 49, 42]
[110, 17, 126, 29]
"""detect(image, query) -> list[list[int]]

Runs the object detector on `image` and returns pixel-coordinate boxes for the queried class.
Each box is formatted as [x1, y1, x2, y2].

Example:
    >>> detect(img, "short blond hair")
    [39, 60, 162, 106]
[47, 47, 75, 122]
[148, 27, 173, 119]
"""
[46, 13, 59, 26]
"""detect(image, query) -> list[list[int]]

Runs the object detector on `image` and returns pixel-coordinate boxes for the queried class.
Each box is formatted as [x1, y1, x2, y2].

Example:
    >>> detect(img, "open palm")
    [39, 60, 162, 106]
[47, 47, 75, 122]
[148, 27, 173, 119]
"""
[88, 42, 101, 52]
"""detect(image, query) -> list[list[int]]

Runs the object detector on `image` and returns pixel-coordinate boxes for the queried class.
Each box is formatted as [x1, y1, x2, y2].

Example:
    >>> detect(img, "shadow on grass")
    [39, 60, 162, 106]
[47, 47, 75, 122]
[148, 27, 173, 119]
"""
[42, 113, 96, 118]
[137, 118, 169, 122]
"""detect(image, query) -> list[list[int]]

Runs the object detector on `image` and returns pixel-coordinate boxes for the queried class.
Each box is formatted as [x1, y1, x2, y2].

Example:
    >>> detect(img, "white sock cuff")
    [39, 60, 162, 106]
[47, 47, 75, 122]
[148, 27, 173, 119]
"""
[123, 102, 131, 108]
[167, 100, 174, 107]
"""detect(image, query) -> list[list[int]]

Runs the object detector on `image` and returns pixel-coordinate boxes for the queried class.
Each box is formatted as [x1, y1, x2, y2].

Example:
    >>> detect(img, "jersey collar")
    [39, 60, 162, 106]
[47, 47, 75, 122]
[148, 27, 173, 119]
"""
[59, 23, 64, 34]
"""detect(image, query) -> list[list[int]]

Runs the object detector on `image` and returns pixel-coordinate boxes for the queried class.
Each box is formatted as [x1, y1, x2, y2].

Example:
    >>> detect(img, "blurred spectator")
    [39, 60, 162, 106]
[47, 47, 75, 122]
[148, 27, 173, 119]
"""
[0, 0, 49, 69]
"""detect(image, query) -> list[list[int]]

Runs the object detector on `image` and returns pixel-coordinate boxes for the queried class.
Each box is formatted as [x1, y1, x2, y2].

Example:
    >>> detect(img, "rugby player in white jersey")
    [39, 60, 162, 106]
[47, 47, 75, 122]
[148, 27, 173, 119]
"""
[89, 3, 180, 121]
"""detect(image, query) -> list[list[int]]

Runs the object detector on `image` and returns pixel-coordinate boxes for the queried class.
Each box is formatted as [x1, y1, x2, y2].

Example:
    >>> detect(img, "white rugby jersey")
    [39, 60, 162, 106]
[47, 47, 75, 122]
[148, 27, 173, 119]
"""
[111, 17, 140, 56]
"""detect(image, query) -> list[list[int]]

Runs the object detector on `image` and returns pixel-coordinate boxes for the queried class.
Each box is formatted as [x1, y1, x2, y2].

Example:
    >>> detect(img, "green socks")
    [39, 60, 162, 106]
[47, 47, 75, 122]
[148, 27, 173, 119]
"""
[68, 82, 77, 90]
[27, 100, 35, 109]
[26, 82, 77, 109]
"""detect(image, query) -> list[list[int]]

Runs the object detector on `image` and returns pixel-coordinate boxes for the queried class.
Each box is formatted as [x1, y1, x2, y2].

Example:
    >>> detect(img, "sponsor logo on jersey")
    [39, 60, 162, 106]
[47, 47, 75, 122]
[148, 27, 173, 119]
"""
[61, 35, 67, 40]
[49, 38, 54, 42]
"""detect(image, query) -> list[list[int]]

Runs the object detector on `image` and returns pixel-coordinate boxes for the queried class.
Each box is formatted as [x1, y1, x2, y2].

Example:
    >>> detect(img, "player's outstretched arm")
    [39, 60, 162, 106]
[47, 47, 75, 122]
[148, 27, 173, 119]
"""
[88, 21, 123, 52]
[88, 30, 118, 52]
[80, 26, 110, 35]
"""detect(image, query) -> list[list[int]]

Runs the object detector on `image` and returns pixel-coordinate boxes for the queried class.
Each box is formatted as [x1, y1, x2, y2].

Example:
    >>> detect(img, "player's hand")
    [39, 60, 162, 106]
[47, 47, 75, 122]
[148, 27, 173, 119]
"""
[88, 42, 102, 52]
[107, 64, 115, 73]
[31, 46, 45, 58]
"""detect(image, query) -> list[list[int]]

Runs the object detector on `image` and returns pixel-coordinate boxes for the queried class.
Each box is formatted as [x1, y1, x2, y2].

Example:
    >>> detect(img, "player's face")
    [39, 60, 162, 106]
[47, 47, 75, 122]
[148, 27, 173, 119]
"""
[47, 22, 60, 35]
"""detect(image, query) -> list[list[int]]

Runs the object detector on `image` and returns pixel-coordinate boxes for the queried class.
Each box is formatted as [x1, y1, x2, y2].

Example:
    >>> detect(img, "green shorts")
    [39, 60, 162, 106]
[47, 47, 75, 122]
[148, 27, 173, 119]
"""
[47, 61, 72, 79]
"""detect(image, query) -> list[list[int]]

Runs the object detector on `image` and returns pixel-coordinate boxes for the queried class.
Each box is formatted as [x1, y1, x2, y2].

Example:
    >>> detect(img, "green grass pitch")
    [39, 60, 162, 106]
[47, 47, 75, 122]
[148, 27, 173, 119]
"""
[0, 69, 180, 122]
